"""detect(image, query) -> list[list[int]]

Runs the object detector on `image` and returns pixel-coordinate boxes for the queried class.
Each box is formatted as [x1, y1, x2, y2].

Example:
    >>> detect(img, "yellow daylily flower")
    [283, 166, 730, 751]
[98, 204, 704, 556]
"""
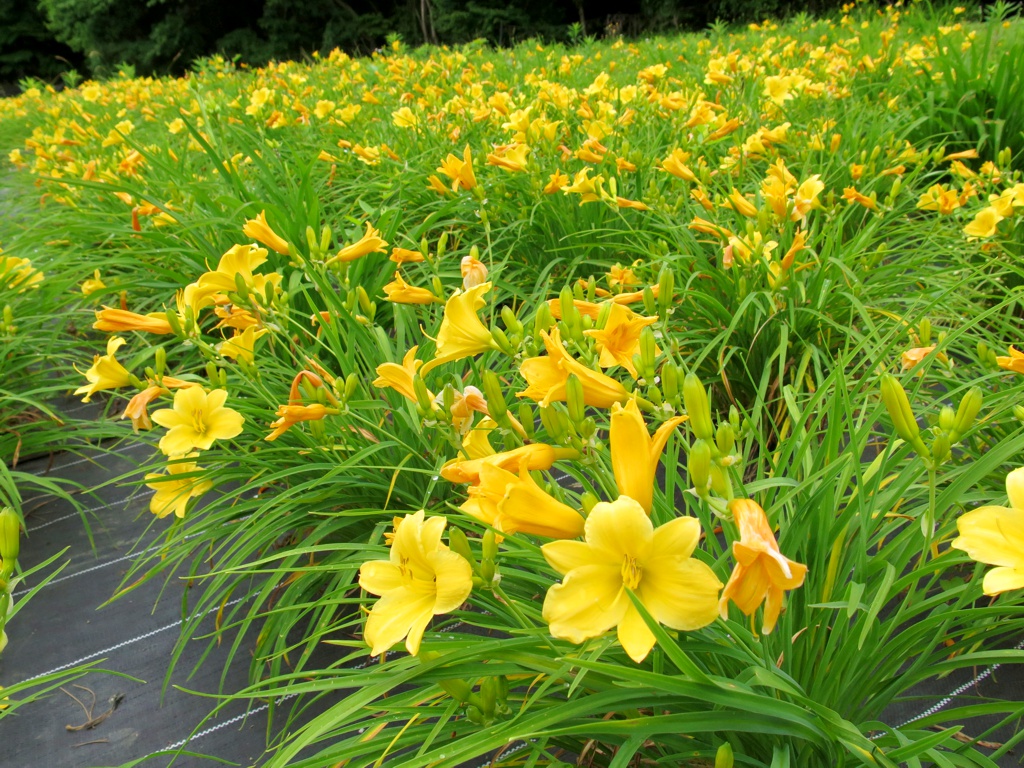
[218, 326, 269, 364]
[392, 106, 419, 129]
[81, 269, 107, 296]
[952, 468, 1024, 595]
[583, 303, 658, 378]
[151, 387, 245, 456]
[486, 143, 530, 173]
[328, 222, 388, 264]
[421, 282, 501, 375]
[373, 346, 432, 404]
[441, 442, 566, 484]
[963, 207, 1003, 238]
[518, 327, 630, 408]
[996, 346, 1024, 374]
[265, 403, 330, 441]
[719, 499, 807, 634]
[145, 457, 213, 519]
[358, 510, 473, 656]
[659, 149, 696, 182]
[461, 460, 584, 539]
[383, 271, 442, 305]
[610, 399, 688, 514]
[0, 254, 43, 292]
[436, 145, 477, 192]
[542, 496, 722, 662]
[74, 337, 132, 402]
[242, 210, 291, 256]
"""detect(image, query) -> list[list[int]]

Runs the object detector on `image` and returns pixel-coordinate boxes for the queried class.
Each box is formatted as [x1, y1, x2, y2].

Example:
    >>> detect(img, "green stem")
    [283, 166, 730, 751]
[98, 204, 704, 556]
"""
[492, 583, 560, 653]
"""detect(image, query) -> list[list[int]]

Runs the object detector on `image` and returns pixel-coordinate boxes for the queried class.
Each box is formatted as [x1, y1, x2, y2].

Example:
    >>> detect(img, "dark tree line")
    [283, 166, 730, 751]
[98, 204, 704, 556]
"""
[2, 0, 845, 88]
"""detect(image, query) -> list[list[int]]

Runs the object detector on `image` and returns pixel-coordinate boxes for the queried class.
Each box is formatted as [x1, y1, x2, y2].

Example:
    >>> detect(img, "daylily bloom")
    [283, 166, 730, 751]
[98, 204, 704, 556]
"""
[151, 387, 245, 456]
[610, 399, 688, 513]
[81, 269, 106, 296]
[462, 460, 585, 539]
[659, 149, 697, 182]
[121, 385, 166, 432]
[544, 170, 570, 194]
[74, 337, 132, 402]
[421, 282, 501, 374]
[392, 106, 419, 129]
[441, 442, 567, 484]
[358, 510, 473, 656]
[583, 303, 658, 378]
[242, 210, 290, 256]
[719, 498, 807, 634]
[383, 272, 442, 305]
[328, 222, 388, 264]
[518, 328, 630, 408]
[997, 346, 1024, 374]
[842, 187, 878, 211]
[390, 247, 426, 264]
[265, 403, 330, 441]
[436, 145, 477, 192]
[542, 496, 722, 662]
[562, 168, 605, 204]
[901, 345, 948, 372]
[373, 346, 434, 405]
[93, 307, 173, 334]
[952, 468, 1024, 595]
[145, 457, 213, 519]
[486, 143, 530, 173]
[792, 176, 824, 220]
[963, 207, 1003, 238]
[218, 326, 269, 364]
[460, 255, 488, 289]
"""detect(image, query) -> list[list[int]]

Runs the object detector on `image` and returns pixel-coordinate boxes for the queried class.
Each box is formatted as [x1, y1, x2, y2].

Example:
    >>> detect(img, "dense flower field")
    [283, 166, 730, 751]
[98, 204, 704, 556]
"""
[2, 1, 1024, 765]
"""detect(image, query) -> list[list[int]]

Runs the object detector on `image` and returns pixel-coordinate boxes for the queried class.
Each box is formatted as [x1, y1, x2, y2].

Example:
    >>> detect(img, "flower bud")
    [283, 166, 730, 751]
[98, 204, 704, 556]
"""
[661, 362, 678, 401]
[500, 306, 522, 337]
[684, 373, 714, 440]
[716, 422, 735, 456]
[305, 225, 318, 254]
[950, 386, 982, 441]
[447, 527, 476, 570]
[357, 286, 374, 316]
[344, 372, 360, 402]
[565, 374, 586, 425]
[534, 303, 554, 339]
[437, 231, 448, 261]
[879, 374, 919, 444]
[480, 676, 498, 720]
[165, 307, 184, 337]
[715, 743, 734, 768]
[319, 225, 333, 254]
[518, 402, 535, 439]
[481, 370, 508, 422]
[581, 491, 599, 515]
[918, 318, 931, 345]
[657, 265, 674, 316]
[154, 346, 166, 378]
[688, 439, 712, 496]
[639, 326, 658, 380]
[539, 404, 567, 442]
[642, 285, 657, 316]
[413, 374, 434, 414]
[931, 432, 951, 464]
[0, 508, 20, 571]
[938, 405, 955, 433]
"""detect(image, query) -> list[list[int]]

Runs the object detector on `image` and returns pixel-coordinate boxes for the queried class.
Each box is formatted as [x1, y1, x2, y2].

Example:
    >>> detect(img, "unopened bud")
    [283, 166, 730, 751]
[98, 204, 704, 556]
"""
[413, 374, 434, 414]
[344, 372, 359, 401]
[919, 318, 931, 345]
[684, 373, 714, 440]
[565, 374, 586, 424]
[639, 326, 657, 380]
[716, 422, 735, 456]
[931, 433, 951, 464]
[938, 405, 955, 433]
[437, 232, 448, 260]
[305, 225, 318, 254]
[657, 266, 674, 315]
[689, 439, 712, 496]
[500, 306, 522, 336]
[581, 491, 599, 515]
[319, 225, 332, 254]
[661, 362, 678, 401]
[0, 507, 20, 569]
[490, 326, 515, 356]
[642, 285, 657, 316]
[480, 676, 498, 719]
[879, 374, 920, 445]
[154, 346, 166, 378]
[448, 527, 475, 569]
[518, 403, 535, 439]
[950, 386, 982, 440]
[715, 743, 734, 768]
[356, 286, 373, 316]
[481, 370, 508, 422]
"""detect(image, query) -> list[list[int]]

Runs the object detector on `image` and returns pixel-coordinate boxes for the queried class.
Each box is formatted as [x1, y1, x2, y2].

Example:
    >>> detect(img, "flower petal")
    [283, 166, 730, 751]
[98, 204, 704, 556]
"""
[1007, 468, 1024, 512]
[585, 497, 653, 561]
[649, 515, 701, 560]
[953, 506, 1024, 568]
[364, 587, 434, 656]
[617, 602, 657, 663]
[542, 540, 605, 575]
[359, 560, 405, 596]
[641, 558, 722, 631]
[982, 566, 1024, 596]
[542, 564, 627, 644]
